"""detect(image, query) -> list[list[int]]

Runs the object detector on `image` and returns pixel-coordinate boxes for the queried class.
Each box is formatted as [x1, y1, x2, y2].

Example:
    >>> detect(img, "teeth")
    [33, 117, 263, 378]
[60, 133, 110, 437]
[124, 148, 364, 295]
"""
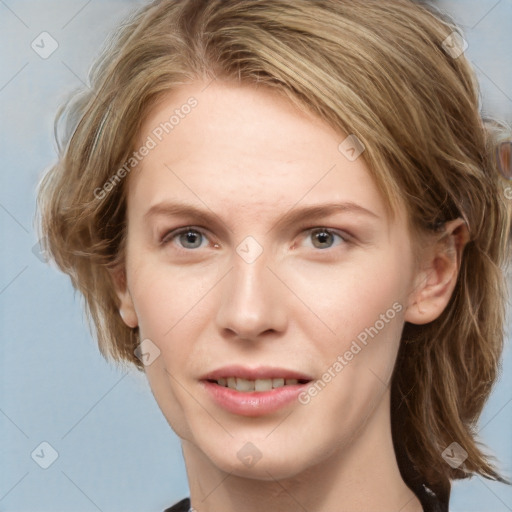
[215, 377, 305, 392]
[255, 378, 272, 391]
[272, 378, 284, 388]
[236, 378, 255, 391]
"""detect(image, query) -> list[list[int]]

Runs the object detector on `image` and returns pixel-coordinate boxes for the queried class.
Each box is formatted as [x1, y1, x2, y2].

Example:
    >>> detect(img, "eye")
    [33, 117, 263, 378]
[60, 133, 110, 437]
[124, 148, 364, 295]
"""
[303, 227, 348, 250]
[161, 227, 209, 250]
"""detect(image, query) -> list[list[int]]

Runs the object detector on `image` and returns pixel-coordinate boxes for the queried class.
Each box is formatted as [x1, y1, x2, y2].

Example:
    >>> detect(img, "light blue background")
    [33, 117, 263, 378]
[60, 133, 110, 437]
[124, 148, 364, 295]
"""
[0, 1, 511, 511]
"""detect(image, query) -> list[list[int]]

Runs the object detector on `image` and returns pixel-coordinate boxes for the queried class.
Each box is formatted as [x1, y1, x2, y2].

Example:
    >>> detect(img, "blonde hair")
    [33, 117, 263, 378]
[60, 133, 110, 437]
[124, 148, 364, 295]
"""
[37, 0, 512, 496]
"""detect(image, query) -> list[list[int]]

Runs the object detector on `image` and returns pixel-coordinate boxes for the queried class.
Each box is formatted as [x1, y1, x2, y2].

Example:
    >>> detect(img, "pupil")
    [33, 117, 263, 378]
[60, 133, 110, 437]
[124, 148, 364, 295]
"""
[314, 230, 332, 248]
[182, 230, 201, 248]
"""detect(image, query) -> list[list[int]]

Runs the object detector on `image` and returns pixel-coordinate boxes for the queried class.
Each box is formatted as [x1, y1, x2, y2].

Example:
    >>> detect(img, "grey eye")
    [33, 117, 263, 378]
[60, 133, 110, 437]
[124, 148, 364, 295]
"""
[177, 229, 204, 249]
[310, 228, 338, 249]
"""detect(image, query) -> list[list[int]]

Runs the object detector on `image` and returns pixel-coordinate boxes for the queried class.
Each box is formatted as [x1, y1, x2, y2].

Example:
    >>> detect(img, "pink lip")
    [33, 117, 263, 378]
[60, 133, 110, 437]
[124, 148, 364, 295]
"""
[200, 365, 313, 417]
[201, 381, 310, 416]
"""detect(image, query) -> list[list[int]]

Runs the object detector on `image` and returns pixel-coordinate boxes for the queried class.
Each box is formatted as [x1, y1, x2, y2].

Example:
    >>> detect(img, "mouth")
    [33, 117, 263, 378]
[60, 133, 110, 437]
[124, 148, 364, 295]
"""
[206, 377, 311, 392]
[200, 366, 314, 416]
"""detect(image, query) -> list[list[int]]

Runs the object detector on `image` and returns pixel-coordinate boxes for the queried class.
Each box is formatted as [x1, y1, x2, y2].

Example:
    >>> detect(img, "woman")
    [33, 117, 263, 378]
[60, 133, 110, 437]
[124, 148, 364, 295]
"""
[37, 0, 512, 510]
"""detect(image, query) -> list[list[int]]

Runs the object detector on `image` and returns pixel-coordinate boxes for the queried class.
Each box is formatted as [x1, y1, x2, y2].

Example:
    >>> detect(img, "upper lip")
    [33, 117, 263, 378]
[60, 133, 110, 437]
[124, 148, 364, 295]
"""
[200, 365, 313, 381]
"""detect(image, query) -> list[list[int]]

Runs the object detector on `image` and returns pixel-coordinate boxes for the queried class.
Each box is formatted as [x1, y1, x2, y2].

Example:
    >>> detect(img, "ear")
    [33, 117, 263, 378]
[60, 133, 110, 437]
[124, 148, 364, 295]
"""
[110, 266, 139, 329]
[405, 218, 470, 325]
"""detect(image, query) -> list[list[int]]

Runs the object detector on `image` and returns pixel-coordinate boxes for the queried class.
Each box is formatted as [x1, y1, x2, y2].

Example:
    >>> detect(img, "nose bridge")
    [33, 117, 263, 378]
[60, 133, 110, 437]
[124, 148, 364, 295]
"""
[215, 242, 287, 339]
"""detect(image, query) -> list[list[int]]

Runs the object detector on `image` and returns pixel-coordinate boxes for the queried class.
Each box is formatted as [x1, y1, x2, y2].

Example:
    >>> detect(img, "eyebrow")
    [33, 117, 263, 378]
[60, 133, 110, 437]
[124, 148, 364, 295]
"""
[143, 200, 379, 232]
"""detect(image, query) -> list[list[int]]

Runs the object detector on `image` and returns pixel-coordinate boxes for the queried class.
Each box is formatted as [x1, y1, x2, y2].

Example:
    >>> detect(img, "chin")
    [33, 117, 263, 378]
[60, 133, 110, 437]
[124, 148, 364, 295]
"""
[207, 448, 308, 481]
[189, 425, 330, 481]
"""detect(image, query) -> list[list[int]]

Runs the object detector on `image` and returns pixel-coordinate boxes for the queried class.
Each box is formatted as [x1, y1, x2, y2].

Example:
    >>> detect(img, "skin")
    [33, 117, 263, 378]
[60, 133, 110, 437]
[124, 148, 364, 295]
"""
[113, 80, 469, 512]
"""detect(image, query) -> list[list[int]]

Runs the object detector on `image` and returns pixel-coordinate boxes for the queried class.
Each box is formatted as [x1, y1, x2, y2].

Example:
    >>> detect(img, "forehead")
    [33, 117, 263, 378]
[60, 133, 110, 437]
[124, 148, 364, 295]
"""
[128, 80, 389, 224]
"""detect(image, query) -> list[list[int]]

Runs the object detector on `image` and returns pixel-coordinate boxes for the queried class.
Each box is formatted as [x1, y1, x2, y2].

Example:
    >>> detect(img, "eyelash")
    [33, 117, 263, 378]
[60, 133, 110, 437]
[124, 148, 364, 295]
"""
[159, 225, 352, 252]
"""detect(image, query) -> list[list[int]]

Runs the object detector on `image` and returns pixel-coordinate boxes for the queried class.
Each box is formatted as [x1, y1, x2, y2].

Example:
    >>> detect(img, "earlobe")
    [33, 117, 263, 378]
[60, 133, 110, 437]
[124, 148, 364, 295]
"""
[110, 266, 139, 329]
[405, 218, 469, 325]
[118, 306, 138, 328]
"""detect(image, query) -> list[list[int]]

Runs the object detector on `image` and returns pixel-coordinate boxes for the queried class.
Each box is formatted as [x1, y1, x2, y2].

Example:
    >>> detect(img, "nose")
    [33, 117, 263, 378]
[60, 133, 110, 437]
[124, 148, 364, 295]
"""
[215, 248, 288, 342]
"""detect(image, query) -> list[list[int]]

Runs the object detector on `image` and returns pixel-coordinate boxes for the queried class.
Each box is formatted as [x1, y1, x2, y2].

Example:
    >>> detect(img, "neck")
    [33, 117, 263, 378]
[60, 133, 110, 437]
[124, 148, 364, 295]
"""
[181, 391, 422, 512]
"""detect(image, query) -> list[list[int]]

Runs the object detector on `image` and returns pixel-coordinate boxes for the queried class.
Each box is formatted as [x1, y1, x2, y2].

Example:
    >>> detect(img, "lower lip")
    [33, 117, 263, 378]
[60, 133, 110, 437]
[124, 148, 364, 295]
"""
[201, 380, 310, 417]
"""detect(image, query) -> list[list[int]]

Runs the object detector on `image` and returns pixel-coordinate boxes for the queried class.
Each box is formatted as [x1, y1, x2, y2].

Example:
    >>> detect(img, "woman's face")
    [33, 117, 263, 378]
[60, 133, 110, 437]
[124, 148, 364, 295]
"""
[118, 80, 419, 479]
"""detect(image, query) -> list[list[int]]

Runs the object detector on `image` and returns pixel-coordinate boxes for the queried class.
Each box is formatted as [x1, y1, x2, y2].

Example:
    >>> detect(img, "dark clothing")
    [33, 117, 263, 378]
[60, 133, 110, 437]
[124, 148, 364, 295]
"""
[163, 497, 190, 512]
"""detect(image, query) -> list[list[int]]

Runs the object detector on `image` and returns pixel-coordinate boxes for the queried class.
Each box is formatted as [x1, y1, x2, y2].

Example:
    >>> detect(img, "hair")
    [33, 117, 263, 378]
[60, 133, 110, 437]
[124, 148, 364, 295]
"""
[37, 0, 512, 499]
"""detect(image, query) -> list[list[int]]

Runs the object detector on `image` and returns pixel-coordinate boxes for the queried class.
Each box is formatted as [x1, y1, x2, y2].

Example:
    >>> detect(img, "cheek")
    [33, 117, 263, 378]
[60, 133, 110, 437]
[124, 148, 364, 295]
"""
[292, 268, 406, 446]
[128, 257, 219, 341]
[143, 357, 197, 442]
[288, 249, 409, 340]
[287, 250, 410, 406]
[131, 264, 214, 440]
[128, 260, 217, 407]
